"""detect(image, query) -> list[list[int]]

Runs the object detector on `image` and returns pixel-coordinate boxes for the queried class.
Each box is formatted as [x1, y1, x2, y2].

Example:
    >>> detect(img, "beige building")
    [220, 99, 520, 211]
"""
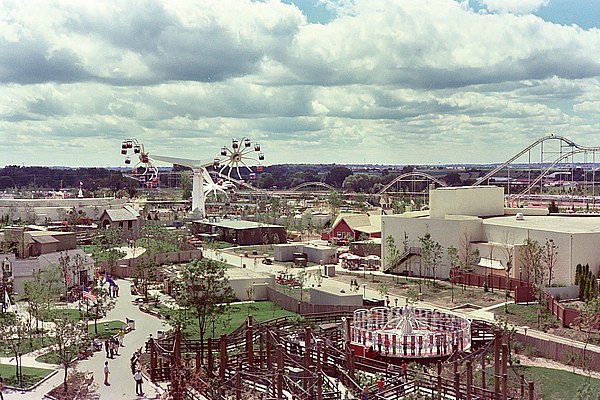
[382, 186, 600, 286]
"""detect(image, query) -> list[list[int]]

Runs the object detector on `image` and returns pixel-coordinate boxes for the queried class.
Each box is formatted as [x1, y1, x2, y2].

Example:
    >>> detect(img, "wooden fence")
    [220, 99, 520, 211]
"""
[266, 287, 362, 315]
[515, 331, 600, 372]
[451, 269, 580, 327]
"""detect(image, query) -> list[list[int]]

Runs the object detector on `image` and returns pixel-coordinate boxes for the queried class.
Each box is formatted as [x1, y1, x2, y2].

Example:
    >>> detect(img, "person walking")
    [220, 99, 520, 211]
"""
[377, 376, 384, 393]
[361, 385, 369, 400]
[134, 368, 144, 395]
[119, 328, 125, 347]
[401, 361, 408, 380]
[104, 339, 109, 358]
[103, 361, 110, 386]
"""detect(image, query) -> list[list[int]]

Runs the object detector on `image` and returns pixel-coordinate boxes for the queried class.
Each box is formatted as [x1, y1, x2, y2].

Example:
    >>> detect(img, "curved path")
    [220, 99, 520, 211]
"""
[4, 279, 168, 400]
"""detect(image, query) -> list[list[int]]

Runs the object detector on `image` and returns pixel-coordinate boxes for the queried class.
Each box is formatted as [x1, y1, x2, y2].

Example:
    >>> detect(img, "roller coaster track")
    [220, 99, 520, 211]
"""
[376, 172, 448, 195]
[289, 181, 339, 192]
[472, 135, 600, 186]
[516, 149, 585, 196]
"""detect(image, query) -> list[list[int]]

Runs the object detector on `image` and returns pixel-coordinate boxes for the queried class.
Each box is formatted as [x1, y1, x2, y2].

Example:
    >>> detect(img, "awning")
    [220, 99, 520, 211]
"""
[478, 257, 504, 270]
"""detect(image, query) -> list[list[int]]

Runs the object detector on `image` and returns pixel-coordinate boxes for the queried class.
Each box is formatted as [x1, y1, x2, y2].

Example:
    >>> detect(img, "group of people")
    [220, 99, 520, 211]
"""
[104, 331, 124, 359]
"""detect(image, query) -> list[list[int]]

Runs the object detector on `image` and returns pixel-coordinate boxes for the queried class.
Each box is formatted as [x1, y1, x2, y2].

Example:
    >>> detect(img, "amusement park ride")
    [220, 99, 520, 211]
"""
[120, 137, 264, 218]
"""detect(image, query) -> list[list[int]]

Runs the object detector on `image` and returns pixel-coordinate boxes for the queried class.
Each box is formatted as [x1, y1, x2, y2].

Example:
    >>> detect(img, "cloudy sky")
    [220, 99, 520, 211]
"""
[1, 0, 599, 167]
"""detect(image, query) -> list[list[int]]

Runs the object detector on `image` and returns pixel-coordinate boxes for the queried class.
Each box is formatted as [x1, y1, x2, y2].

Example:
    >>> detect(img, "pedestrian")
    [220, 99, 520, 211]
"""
[112, 337, 119, 356]
[103, 361, 110, 385]
[134, 368, 144, 395]
[130, 353, 138, 375]
[0, 374, 4, 400]
[401, 361, 408, 380]
[361, 385, 369, 400]
[119, 329, 125, 347]
[377, 377, 384, 393]
[104, 339, 110, 358]
[394, 297, 399, 307]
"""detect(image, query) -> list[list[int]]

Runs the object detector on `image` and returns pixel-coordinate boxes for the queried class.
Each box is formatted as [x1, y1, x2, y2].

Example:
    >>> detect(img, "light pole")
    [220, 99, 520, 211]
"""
[362, 283, 367, 298]
[523, 325, 529, 347]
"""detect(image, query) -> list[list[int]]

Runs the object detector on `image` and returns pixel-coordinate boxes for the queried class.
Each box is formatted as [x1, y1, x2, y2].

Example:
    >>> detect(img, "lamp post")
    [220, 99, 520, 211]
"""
[362, 283, 367, 298]
[211, 314, 217, 338]
[523, 325, 529, 347]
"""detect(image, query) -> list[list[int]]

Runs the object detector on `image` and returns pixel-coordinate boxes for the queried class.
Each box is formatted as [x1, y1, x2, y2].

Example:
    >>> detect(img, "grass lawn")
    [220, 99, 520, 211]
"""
[38, 307, 87, 323]
[0, 337, 51, 357]
[514, 365, 600, 400]
[0, 362, 53, 388]
[159, 301, 297, 339]
[492, 304, 560, 331]
[87, 320, 126, 339]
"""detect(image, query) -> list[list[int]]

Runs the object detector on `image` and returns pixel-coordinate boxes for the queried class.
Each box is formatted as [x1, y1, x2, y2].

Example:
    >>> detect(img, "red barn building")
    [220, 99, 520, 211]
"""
[322, 211, 381, 243]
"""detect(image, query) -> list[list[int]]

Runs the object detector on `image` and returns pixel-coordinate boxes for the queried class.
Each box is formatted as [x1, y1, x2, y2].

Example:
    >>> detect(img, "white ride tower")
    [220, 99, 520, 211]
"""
[120, 138, 264, 218]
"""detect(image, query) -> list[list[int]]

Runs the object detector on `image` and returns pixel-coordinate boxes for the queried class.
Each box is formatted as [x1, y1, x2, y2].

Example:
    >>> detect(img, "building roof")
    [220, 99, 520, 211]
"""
[103, 206, 140, 222]
[483, 215, 600, 234]
[31, 235, 59, 244]
[197, 219, 283, 230]
[332, 212, 382, 234]
[38, 249, 95, 269]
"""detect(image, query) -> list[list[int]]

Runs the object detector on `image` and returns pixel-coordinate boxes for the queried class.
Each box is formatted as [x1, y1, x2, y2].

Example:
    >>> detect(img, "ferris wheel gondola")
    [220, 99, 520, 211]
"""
[120, 138, 159, 187]
[214, 137, 264, 180]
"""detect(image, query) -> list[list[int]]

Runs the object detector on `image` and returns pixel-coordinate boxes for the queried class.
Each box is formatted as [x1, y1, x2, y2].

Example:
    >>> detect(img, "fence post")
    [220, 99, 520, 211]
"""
[466, 360, 472, 400]
[481, 350, 486, 389]
[494, 330, 500, 397]
[246, 315, 254, 366]
[528, 381, 535, 400]
[266, 327, 273, 370]
[219, 334, 227, 382]
[277, 344, 284, 399]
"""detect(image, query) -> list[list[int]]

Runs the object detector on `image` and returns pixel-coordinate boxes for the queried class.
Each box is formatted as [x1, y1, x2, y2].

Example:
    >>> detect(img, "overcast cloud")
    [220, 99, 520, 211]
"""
[1, 0, 599, 167]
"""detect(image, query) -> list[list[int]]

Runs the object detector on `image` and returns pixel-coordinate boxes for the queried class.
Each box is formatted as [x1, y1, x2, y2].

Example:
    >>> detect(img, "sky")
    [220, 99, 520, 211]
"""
[1, 0, 600, 167]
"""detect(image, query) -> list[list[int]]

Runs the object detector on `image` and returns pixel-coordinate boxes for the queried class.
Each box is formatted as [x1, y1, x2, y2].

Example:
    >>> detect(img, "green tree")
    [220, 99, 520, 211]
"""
[0, 314, 29, 386]
[327, 191, 343, 217]
[176, 259, 235, 359]
[447, 246, 459, 303]
[576, 296, 600, 374]
[180, 170, 193, 201]
[52, 315, 89, 392]
[325, 166, 353, 188]
[418, 233, 443, 285]
[385, 235, 399, 273]
[521, 238, 545, 328]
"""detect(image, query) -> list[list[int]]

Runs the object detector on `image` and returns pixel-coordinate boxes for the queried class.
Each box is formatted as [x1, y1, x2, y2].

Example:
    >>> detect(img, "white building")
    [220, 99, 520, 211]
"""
[382, 186, 600, 286]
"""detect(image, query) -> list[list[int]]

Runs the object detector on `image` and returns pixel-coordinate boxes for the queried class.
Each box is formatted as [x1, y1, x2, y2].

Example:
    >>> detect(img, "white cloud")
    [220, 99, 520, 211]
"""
[0, 0, 599, 166]
[479, 0, 549, 15]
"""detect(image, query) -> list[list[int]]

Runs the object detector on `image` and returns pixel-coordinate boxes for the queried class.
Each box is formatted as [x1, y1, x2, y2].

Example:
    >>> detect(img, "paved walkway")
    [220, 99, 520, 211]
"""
[4, 278, 168, 400]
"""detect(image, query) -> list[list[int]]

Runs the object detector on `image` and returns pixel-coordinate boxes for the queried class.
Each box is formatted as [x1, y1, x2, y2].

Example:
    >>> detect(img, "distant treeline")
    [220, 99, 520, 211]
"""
[0, 165, 130, 191]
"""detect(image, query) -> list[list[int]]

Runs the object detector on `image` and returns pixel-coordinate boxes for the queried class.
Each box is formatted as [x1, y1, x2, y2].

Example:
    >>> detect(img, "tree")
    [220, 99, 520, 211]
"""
[176, 259, 235, 360]
[576, 296, 600, 374]
[133, 260, 158, 301]
[0, 314, 29, 386]
[91, 283, 115, 335]
[541, 238, 558, 286]
[52, 314, 89, 392]
[325, 166, 353, 188]
[500, 236, 515, 313]
[418, 233, 443, 285]
[327, 191, 343, 218]
[447, 246, 459, 303]
[180, 170, 193, 201]
[384, 235, 399, 273]
[520, 238, 545, 329]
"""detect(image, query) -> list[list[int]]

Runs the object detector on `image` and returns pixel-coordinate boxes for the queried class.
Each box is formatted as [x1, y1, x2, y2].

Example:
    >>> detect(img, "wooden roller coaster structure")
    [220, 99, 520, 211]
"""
[145, 312, 538, 400]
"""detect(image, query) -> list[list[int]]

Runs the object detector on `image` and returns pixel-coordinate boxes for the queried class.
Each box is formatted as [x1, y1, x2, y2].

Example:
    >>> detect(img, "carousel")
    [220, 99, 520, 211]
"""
[347, 304, 471, 361]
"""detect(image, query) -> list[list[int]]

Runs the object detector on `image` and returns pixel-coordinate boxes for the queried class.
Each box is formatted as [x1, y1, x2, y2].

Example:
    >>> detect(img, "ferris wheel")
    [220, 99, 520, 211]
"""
[214, 137, 264, 180]
[120, 139, 159, 188]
